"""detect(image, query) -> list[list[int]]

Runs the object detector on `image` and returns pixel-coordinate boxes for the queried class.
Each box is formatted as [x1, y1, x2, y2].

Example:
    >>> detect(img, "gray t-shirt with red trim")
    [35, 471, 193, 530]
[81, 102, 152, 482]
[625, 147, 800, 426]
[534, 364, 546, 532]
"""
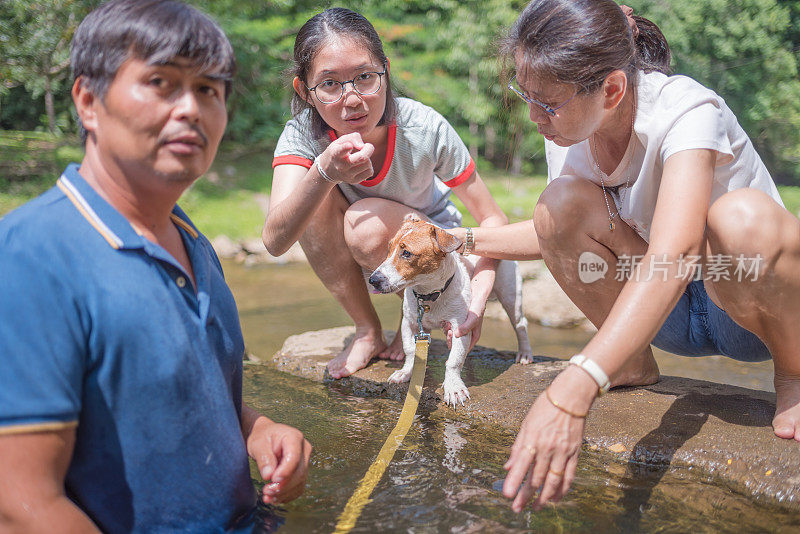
[273, 97, 474, 228]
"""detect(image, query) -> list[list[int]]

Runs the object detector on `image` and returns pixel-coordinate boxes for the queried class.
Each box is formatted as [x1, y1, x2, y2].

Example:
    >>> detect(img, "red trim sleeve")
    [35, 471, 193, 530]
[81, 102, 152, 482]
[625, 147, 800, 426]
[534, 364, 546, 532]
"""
[272, 155, 314, 169]
[442, 159, 476, 188]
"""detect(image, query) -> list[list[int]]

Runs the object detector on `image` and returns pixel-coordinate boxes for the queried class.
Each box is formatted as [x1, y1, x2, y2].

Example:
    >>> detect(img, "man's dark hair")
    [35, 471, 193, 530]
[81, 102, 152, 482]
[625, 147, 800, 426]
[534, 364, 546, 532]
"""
[71, 0, 235, 140]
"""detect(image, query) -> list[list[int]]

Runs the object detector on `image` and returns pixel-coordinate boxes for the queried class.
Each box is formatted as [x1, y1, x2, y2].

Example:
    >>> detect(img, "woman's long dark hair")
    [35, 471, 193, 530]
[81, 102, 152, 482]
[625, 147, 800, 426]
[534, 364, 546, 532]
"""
[503, 0, 671, 93]
[291, 8, 396, 138]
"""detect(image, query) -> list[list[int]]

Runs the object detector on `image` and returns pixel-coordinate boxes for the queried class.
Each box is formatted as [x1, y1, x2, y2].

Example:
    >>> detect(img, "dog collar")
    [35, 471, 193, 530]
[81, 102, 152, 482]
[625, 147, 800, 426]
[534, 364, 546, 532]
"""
[413, 274, 455, 302]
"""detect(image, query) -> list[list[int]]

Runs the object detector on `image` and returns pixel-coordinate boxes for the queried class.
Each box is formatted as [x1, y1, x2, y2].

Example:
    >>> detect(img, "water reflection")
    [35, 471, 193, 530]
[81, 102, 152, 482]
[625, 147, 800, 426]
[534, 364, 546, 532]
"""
[230, 261, 794, 531]
[442, 422, 468, 475]
[243, 366, 799, 532]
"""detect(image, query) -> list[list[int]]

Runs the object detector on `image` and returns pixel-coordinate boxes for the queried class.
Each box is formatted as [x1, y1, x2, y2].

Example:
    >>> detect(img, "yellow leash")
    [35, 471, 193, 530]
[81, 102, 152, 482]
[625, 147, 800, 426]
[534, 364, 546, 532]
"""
[333, 302, 431, 533]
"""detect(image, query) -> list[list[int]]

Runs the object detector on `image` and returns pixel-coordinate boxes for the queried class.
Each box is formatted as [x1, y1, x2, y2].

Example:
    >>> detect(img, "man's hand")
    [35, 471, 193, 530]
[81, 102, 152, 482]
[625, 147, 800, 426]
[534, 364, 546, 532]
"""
[244, 410, 312, 505]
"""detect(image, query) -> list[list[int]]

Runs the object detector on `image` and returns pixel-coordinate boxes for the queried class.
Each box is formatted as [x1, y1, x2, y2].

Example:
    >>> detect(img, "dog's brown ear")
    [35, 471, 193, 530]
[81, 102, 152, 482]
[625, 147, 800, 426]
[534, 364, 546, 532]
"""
[432, 226, 462, 254]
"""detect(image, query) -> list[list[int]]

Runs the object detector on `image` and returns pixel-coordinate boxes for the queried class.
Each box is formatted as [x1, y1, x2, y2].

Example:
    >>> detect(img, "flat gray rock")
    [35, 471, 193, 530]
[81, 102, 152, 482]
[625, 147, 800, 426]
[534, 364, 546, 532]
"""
[272, 326, 800, 507]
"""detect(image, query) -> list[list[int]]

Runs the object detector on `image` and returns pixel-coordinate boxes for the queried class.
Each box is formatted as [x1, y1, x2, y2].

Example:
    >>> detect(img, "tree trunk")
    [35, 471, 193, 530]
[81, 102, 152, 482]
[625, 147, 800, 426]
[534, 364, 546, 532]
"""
[485, 125, 496, 161]
[511, 151, 522, 176]
[45, 76, 55, 134]
[511, 122, 524, 175]
[468, 67, 478, 159]
[469, 122, 478, 160]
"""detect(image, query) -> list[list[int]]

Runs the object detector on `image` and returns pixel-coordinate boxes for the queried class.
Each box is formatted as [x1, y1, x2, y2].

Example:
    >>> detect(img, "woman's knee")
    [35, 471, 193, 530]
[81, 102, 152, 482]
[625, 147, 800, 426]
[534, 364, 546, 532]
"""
[533, 175, 603, 241]
[343, 198, 400, 262]
[707, 189, 792, 260]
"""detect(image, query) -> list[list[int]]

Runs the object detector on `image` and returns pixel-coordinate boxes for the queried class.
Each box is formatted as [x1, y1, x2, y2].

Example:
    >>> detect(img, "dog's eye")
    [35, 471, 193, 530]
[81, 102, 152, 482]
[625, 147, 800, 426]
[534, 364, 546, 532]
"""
[401, 249, 413, 259]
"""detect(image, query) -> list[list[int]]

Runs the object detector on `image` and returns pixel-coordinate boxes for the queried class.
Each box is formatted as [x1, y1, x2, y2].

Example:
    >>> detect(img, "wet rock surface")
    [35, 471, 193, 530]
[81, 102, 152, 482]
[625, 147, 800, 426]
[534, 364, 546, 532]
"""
[273, 326, 800, 507]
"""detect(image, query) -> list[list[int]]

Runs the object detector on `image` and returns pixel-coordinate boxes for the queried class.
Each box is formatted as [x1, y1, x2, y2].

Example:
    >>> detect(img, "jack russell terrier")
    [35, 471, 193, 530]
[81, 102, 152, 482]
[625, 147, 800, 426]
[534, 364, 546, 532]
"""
[368, 215, 533, 406]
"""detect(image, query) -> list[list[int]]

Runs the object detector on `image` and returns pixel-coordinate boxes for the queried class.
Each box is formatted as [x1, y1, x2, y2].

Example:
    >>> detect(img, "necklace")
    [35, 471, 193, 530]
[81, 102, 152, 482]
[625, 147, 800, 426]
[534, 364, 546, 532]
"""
[592, 96, 636, 231]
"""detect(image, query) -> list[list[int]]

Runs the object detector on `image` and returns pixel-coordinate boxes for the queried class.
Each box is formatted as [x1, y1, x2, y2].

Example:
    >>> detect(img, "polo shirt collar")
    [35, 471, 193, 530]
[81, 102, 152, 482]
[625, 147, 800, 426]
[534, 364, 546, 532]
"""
[57, 163, 199, 251]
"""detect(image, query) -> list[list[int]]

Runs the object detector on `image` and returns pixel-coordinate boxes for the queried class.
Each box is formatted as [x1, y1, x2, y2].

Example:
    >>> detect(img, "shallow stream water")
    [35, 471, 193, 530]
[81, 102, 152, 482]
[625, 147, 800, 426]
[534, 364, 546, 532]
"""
[229, 261, 795, 532]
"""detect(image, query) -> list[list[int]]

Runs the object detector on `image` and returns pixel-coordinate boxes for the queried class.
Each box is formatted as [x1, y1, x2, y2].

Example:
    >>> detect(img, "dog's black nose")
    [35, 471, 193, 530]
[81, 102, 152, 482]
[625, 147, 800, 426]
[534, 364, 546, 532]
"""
[368, 272, 385, 291]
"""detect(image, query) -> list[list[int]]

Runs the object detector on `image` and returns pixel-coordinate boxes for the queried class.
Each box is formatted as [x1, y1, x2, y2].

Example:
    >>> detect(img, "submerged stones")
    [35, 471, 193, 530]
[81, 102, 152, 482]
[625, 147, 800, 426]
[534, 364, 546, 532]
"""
[273, 326, 800, 507]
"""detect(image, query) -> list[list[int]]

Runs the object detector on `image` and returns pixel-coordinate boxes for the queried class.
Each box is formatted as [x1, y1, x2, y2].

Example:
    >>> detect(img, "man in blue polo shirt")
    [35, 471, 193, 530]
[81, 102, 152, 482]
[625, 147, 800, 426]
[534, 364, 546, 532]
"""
[0, 1, 311, 531]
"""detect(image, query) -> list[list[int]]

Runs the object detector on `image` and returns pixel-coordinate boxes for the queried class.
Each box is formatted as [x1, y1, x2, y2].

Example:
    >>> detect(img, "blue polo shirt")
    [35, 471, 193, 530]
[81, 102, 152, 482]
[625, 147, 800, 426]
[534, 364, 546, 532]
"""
[0, 164, 256, 532]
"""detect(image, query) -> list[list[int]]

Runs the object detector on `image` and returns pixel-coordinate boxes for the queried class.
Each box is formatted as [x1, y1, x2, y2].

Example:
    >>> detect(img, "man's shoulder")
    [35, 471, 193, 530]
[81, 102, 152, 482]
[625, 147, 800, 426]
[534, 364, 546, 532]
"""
[0, 186, 84, 296]
[0, 185, 72, 248]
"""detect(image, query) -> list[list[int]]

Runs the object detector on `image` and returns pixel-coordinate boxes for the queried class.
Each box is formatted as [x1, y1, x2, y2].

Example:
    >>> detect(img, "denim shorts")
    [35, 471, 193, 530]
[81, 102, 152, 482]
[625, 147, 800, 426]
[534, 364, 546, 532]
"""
[651, 280, 772, 362]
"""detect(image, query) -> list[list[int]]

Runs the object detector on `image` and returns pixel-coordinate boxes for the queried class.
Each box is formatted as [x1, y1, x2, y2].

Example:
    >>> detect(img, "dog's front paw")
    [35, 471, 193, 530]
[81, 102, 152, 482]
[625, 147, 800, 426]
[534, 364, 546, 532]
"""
[388, 368, 413, 384]
[516, 350, 534, 365]
[442, 375, 470, 407]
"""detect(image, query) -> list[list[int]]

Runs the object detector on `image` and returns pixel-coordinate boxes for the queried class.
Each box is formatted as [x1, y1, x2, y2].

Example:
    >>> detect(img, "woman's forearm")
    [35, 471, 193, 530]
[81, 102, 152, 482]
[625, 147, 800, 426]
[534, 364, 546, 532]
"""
[262, 167, 336, 256]
[453, 220, 542, 261]
[469, 256, 498, 311]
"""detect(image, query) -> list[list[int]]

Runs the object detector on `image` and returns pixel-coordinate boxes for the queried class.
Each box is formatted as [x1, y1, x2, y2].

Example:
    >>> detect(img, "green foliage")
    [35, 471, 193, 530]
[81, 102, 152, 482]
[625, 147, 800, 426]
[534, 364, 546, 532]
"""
[0, 130, 83, 214]
[2, 0, 800, 182]
[221, 14, 306, 144]
[355, 0, 541, 173]
[0, 0, 99, 133]
[630, 0, 800, 182]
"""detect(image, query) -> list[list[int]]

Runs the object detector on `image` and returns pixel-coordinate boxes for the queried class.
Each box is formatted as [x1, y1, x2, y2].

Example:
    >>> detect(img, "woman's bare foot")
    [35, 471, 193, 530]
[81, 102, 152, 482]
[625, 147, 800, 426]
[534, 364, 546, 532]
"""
[377, 328, 405, 361]
[610, 347, 661, 388]
[773, 373, 800, 441]
[327, 328, 387, 379]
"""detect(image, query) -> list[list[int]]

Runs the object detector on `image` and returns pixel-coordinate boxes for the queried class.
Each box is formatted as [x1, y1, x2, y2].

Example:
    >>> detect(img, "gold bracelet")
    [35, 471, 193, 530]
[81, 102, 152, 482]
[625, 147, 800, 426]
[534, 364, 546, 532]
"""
[462, 227, 474, 256]
[544, 388, 588, 418]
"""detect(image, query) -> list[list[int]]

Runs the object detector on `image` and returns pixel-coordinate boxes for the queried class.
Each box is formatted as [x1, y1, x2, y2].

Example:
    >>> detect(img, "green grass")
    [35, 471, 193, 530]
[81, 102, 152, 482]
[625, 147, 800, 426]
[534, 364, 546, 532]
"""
[777, 186, 800, 216]
[178, 146, 273, 240]
[455, 169, 548, 226]
[0, 131, 85, 215]
[180, 188, 266, 240]
[2, 129, 799, 239]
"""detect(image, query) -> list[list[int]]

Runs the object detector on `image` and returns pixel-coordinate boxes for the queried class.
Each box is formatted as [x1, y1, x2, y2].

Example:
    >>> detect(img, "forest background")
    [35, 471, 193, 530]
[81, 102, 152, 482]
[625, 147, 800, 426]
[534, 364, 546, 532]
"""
[2, 0, 800, 238]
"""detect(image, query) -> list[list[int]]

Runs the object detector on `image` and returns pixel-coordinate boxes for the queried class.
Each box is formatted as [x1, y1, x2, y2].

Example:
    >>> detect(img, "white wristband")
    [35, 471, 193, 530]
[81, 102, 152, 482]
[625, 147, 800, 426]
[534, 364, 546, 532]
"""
[569, 354, 611, 395]
[314, 156, 340, 184]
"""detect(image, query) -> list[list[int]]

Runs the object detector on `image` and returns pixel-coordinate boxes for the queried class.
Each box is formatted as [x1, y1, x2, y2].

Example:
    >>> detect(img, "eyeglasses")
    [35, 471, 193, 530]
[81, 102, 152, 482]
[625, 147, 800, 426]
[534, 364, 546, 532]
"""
[306, 68, 387, 105]
[508, 75, 576, 116]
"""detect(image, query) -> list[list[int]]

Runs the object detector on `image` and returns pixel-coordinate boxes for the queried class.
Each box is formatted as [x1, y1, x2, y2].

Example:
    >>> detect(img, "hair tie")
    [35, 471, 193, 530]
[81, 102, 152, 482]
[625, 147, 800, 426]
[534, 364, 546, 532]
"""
[620, 5, 640, 39]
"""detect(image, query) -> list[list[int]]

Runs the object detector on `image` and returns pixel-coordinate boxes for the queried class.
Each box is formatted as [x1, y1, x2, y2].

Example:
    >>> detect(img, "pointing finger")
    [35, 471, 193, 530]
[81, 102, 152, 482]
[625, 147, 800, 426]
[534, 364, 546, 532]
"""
[347, 142, 374, 165]
[337, 131, 364, 149]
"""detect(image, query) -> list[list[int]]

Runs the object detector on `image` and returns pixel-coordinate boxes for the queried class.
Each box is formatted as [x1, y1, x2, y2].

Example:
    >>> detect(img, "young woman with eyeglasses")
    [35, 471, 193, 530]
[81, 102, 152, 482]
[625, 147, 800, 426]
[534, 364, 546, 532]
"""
[262, 8, 508, 379]
[443, 0, 800, 512]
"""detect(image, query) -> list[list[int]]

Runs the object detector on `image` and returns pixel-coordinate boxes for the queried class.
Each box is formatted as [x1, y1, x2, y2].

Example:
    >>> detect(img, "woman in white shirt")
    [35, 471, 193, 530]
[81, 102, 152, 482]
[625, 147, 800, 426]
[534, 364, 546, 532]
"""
[451, 0, 800, 512]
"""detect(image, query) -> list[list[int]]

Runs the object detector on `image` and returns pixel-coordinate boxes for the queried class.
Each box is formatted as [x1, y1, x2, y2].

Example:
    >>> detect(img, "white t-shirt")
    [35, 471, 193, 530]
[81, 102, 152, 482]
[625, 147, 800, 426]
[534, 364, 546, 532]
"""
[545, 71, 784, 242]
[273, 97, 475, 228]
